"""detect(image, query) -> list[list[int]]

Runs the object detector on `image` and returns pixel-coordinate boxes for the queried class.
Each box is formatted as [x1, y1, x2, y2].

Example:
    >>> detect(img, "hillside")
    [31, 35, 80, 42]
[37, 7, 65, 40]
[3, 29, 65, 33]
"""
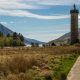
[48, 28, 80, 45]
[0, 24, 44, 45]
[0, 24, 13, 35]
[24, 38, 45, 45]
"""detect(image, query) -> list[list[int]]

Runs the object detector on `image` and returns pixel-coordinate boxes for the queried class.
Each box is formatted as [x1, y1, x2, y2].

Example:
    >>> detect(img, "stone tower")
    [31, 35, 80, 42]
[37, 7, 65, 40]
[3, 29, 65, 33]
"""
[70, 4, 79, 44]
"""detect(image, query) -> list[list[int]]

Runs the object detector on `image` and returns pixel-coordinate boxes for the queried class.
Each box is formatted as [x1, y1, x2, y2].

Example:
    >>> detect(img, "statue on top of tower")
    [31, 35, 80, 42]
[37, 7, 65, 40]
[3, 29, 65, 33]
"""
[73, 4, 76, 10]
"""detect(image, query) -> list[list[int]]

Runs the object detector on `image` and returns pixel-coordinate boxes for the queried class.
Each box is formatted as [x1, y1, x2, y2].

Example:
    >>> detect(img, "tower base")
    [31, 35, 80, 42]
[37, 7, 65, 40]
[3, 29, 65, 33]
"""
[70, 39, 80, 45]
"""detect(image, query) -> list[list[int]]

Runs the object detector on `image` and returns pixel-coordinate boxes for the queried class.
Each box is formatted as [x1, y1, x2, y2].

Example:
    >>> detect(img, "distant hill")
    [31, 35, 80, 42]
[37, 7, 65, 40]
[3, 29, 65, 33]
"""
[48, 28, 80, 45]
[0, 24, 13, 35]
[24, 38, 45, 45]
[0, 24, 45, 45]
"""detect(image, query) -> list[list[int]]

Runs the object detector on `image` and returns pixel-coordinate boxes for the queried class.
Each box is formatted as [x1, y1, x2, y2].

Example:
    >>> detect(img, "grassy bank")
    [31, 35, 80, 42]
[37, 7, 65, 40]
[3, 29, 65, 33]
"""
[53, 54, 78, 80]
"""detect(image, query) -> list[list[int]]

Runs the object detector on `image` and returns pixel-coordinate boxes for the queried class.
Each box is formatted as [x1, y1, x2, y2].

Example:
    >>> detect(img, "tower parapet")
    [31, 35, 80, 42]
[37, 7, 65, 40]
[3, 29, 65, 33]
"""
[70, 4, 79, 13]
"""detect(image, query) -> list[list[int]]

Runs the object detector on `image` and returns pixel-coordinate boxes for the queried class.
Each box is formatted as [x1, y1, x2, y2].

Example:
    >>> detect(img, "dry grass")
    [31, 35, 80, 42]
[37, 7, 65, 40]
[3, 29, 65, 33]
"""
[0, 46, 79, 55]
[0, 46, 79, 80]
[7, 73, 33, 80]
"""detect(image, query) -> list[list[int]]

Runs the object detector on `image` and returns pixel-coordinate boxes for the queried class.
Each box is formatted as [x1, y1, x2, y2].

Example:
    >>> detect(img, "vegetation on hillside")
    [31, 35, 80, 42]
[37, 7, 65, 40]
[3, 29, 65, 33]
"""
[0, 32, 25, 47]
[0, 46, 79, 80]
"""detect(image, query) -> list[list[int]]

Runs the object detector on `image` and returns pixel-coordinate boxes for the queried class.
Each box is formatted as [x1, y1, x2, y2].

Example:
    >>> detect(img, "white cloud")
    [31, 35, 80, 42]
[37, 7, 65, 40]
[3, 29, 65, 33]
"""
[9, 21, 15, 24]
[37, 0, 77, 5]
[0, 0, 44, 9]
[0, 0, 79, 10]
[79, 16, 80, 19]
[0, 0, 76, 20]
[0, 9, 70, 20]
[0, 0, 79, 11]
[0, 21, 8, 25]
[26, 0, 80, 5]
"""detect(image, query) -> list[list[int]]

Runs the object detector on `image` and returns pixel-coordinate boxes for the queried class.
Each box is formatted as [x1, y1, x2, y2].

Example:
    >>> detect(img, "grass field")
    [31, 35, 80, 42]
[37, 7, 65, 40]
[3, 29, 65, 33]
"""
[0, 46, 79, 80]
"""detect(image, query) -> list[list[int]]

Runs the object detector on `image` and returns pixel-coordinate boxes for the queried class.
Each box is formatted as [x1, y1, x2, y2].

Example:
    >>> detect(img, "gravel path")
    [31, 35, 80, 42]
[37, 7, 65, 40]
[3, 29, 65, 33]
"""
[67, 56, 80, 80]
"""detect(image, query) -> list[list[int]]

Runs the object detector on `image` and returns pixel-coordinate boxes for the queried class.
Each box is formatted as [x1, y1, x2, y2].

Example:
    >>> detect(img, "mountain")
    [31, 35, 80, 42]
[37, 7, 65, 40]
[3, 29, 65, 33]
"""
[0, 24, 45, 45]
[24, 38, 45, 45]
[0, 24, 13, 35]
[48, 28, 80, 45]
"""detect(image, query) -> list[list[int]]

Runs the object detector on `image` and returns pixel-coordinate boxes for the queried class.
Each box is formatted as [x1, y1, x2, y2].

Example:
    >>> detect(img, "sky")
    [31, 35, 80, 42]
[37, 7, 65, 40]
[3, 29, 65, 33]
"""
[0, 0, 80, 42]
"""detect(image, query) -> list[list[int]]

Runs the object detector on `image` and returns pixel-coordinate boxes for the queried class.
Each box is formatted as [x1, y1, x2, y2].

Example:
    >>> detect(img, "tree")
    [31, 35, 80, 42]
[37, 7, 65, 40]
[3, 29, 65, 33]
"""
[51, 42, 56, 46]
[12, 32, 25, 46]
[35, 43, 39, 47]
[31, 43, 35, 47]
[12, 40, 17, 46]
[0, 39, 4, 48]
[0, 32, 3, 37]
[7, 33, 10, 37]
[18, 33, 24, 42]
[13, 32, 18, 40]
[43, 44, 45, 47]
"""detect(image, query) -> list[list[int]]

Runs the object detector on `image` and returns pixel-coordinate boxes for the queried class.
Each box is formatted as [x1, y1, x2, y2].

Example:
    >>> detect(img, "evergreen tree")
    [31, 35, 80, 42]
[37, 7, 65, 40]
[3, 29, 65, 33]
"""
[18, 33, 24, 42]
[0, 32, 3, 37]
[35, 43, 39, 47]
[13, 32, 18, 40]
[0, 32, 25, 47]
[12, 40, 17, 46]
[31, 43, 35, 47]
[7, 33, 10, 37]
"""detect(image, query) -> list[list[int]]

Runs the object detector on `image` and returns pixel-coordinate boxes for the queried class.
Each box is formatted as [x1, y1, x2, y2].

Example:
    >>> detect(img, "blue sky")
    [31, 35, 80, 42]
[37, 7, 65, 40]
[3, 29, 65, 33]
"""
[0, 0, 80, 42]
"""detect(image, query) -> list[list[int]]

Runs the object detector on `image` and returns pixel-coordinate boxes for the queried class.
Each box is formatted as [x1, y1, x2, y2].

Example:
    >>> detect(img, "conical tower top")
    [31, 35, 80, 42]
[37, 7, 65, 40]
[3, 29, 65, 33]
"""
[70, 4, 79, 13]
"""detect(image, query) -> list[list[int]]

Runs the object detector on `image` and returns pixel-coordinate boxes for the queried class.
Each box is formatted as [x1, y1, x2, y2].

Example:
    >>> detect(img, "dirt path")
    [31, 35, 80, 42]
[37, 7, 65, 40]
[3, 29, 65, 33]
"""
[67, 56, 80, 80]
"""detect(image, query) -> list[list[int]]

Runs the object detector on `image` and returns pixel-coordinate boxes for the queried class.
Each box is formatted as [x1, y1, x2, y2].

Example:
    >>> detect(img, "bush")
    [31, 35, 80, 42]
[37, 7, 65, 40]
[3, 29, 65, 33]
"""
[7, 74, 18, 80]
[7, 56, 29, 73]
[7, 73, 33, 80]
[0, 63, 8, 77]
[6, 56, 38, 74]
[18, 73, 33, 80]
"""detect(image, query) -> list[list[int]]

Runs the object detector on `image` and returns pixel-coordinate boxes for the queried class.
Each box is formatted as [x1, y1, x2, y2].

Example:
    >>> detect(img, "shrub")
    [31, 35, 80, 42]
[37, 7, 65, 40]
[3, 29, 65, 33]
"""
[7, 73, 34, 80]
[18, 73, 33, 80]
[6, 56, 29, 73]
[7, 74, 18, 80]
[6, 56, 38, 73]
[0, 63, 8, 77]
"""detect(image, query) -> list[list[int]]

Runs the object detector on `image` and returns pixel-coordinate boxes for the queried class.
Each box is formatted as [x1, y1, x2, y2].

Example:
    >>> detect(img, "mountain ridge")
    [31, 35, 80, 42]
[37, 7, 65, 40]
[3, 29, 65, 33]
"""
[48, 28, 80, 45]
[0, 24, 45, 45]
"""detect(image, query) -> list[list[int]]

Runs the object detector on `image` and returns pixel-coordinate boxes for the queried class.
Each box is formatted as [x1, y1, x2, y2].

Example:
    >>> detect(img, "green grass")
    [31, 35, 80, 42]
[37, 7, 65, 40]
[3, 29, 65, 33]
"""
[53, 54, 79, 80]
[60, 55, 78, 75]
